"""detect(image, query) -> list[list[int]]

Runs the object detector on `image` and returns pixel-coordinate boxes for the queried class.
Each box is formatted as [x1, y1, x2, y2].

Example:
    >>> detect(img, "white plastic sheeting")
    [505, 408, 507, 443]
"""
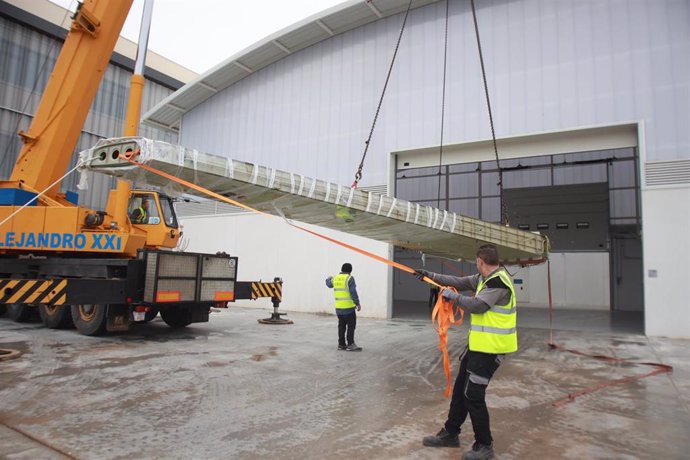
[80, 137, 549, 264]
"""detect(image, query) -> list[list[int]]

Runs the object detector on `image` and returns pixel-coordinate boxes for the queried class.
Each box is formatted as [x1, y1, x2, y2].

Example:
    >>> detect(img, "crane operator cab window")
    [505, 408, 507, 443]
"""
[128, 195, 160, 225]
[158, 195, 178, 228]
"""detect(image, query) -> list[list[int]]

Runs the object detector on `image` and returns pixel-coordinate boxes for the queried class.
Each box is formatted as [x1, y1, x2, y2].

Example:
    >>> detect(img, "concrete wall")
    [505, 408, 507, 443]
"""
[180, 213, 391, 318]
[181, 213, 613, 314]
[641, 185, 690, 338]
[513, 252, 610, 310]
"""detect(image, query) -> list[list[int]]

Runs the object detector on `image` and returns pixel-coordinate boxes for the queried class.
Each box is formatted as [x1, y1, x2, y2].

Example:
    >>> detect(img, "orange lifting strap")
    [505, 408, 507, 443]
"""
[430, 287, 464, 397]
[124, 155, 465, 396]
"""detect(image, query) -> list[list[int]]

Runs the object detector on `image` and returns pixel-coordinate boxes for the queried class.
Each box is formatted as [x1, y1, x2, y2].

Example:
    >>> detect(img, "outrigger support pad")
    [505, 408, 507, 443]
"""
[258, 310, 293, 325]
[258, 284, 293, 325]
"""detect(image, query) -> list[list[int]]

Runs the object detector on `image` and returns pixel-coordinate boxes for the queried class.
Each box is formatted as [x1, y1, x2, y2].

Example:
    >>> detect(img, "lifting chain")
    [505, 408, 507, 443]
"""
[436, 0, 450, 209]
[471, 0, 508, 225]
[352, 0, 413, 188]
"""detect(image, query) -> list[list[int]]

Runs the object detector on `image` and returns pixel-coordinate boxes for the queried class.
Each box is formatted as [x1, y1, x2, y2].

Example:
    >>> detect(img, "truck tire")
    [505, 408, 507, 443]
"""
[160, 308, 193, 328]
[71, 304, 107, 336]
[39, 305, 74, 329]
[0, 304, 6, 316]
[6, 304, 32, 322]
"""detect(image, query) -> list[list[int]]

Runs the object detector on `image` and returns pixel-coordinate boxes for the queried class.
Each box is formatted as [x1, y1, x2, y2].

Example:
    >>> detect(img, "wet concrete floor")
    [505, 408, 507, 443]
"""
[1, 307, 689, 459]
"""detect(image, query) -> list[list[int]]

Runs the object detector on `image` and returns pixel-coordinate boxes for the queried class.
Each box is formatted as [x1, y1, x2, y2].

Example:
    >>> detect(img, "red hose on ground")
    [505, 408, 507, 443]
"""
[545, 261, 673, 406]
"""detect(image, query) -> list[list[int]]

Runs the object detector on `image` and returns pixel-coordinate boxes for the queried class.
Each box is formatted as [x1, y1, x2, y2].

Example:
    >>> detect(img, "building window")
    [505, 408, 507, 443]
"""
[395, 147, 640, 237]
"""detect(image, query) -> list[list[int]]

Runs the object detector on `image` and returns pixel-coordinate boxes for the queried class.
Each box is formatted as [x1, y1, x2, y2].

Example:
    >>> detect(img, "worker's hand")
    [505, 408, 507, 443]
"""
[356, 305, 361, 312]
[441, 288, 460, 303]
[414, 269, 431, 281]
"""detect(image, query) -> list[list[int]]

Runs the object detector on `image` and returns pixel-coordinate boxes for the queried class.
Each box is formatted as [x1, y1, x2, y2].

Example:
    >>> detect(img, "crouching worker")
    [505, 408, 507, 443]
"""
[415, 244, 517, 460]
[325, 263, 362, 351]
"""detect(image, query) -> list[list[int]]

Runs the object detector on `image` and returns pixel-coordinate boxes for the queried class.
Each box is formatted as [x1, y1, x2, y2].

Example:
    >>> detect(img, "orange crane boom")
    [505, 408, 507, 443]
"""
[10, 0, 134, 199]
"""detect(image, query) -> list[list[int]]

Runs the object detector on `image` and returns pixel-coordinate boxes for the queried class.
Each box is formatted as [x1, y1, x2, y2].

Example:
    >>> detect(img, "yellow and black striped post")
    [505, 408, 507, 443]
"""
[234, 278, 290, 324]
[0, 279, 68, 305]
[250, 281, 282, 301]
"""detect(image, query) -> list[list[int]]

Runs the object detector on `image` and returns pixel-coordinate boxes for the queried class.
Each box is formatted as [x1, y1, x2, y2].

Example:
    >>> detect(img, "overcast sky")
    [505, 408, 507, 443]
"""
[48, 0, 345, 74]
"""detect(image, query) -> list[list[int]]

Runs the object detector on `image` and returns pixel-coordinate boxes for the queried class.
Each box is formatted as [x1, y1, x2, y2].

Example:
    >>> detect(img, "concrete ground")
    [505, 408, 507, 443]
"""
[0, 307, 688, 460]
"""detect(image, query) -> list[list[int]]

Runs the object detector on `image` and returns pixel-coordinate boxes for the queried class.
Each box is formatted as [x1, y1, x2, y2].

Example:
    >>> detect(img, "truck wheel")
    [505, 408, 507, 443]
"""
[71, 304, 106, 336]
[6, 304, 32, 322]
[39, 305, 74, 329]
[160, 308, 193, 328]
[0, 304, 6, 316]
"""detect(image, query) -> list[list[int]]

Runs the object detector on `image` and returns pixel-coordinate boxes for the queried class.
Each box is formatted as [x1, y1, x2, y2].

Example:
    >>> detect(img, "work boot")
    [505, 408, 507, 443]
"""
[338, 344, 347, 350]
[422, 428, 460, 447]
[462, 442, 494, 460]
[346, 343, 362, 351]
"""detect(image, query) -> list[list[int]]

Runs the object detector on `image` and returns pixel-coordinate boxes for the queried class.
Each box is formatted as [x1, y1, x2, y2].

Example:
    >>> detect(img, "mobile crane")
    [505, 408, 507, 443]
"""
[0, 0, 286, 335]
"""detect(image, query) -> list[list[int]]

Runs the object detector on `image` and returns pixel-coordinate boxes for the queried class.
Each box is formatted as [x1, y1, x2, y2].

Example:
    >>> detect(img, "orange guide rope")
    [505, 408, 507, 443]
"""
[431, 288, 464, 397]
[124, 156, 464, 396]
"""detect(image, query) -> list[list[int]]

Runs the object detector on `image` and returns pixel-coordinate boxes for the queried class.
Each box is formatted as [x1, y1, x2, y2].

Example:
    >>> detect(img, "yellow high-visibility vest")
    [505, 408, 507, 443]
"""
[469, 269, 517, 354]
[332, 273, 355, 309]
[336, 205, 354, 223]
[133, 206, 147, 223]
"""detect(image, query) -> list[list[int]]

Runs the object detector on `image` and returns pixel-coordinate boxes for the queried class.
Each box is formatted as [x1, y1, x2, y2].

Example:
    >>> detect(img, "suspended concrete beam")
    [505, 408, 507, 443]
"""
[80, 137, 550, 264]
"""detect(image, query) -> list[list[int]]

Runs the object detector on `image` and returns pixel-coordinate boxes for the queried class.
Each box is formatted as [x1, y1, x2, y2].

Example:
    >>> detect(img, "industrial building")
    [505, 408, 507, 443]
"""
[1, 1, 689, 459]
[141, 0, 689, 338]
[0, 0, 687, 338]
[0, 0, 195, 211]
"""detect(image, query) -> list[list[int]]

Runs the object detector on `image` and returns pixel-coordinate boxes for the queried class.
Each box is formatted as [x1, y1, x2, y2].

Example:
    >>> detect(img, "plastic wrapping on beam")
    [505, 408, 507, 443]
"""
[79, 137, 550, 264]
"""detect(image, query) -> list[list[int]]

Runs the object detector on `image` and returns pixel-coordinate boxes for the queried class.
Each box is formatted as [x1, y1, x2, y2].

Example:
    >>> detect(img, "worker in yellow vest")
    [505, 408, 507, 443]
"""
[325, 263, 362, 351]
[335, 205, 355, 223]
[130, 199, 150, 224]
[415, 244, 516, 460]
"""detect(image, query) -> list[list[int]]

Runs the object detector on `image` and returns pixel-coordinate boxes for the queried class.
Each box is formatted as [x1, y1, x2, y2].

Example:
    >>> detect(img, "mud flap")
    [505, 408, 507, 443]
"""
[190, 308, 210, 323]
[106, 304, 130, 332]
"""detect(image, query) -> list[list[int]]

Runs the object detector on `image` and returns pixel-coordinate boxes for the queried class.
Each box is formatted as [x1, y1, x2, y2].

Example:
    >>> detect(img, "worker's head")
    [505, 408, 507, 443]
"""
[341, 263, 352, 273]
[476, 244, 499, 276]
[142, 199, 150, 210]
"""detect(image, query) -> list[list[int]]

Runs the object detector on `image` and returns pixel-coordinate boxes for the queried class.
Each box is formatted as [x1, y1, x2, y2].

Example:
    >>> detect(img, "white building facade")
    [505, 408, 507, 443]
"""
[146, 0, 690, 338]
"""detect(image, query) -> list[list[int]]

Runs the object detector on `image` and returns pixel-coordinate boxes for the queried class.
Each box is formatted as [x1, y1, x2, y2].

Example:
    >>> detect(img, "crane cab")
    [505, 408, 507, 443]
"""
[127, 191, 180, 249]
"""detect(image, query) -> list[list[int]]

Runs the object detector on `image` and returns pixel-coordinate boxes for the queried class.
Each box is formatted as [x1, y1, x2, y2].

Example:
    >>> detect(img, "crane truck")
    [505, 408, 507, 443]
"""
[0, 0, 286, 335]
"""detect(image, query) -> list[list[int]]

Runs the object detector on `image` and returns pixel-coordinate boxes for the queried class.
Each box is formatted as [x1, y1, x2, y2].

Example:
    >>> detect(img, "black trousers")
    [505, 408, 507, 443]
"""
[337, 312, 356, 346]
[444, 346, 503, 445]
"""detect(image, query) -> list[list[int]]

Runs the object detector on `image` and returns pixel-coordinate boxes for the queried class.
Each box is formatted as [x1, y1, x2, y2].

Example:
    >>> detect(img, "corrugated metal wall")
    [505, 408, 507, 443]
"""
[0, 14, 179, 211]
[179, 0, 689, 188]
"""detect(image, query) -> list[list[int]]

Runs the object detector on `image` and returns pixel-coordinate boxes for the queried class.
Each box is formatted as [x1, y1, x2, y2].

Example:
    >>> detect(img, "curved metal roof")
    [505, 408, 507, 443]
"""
[141, 0, 439, 133]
